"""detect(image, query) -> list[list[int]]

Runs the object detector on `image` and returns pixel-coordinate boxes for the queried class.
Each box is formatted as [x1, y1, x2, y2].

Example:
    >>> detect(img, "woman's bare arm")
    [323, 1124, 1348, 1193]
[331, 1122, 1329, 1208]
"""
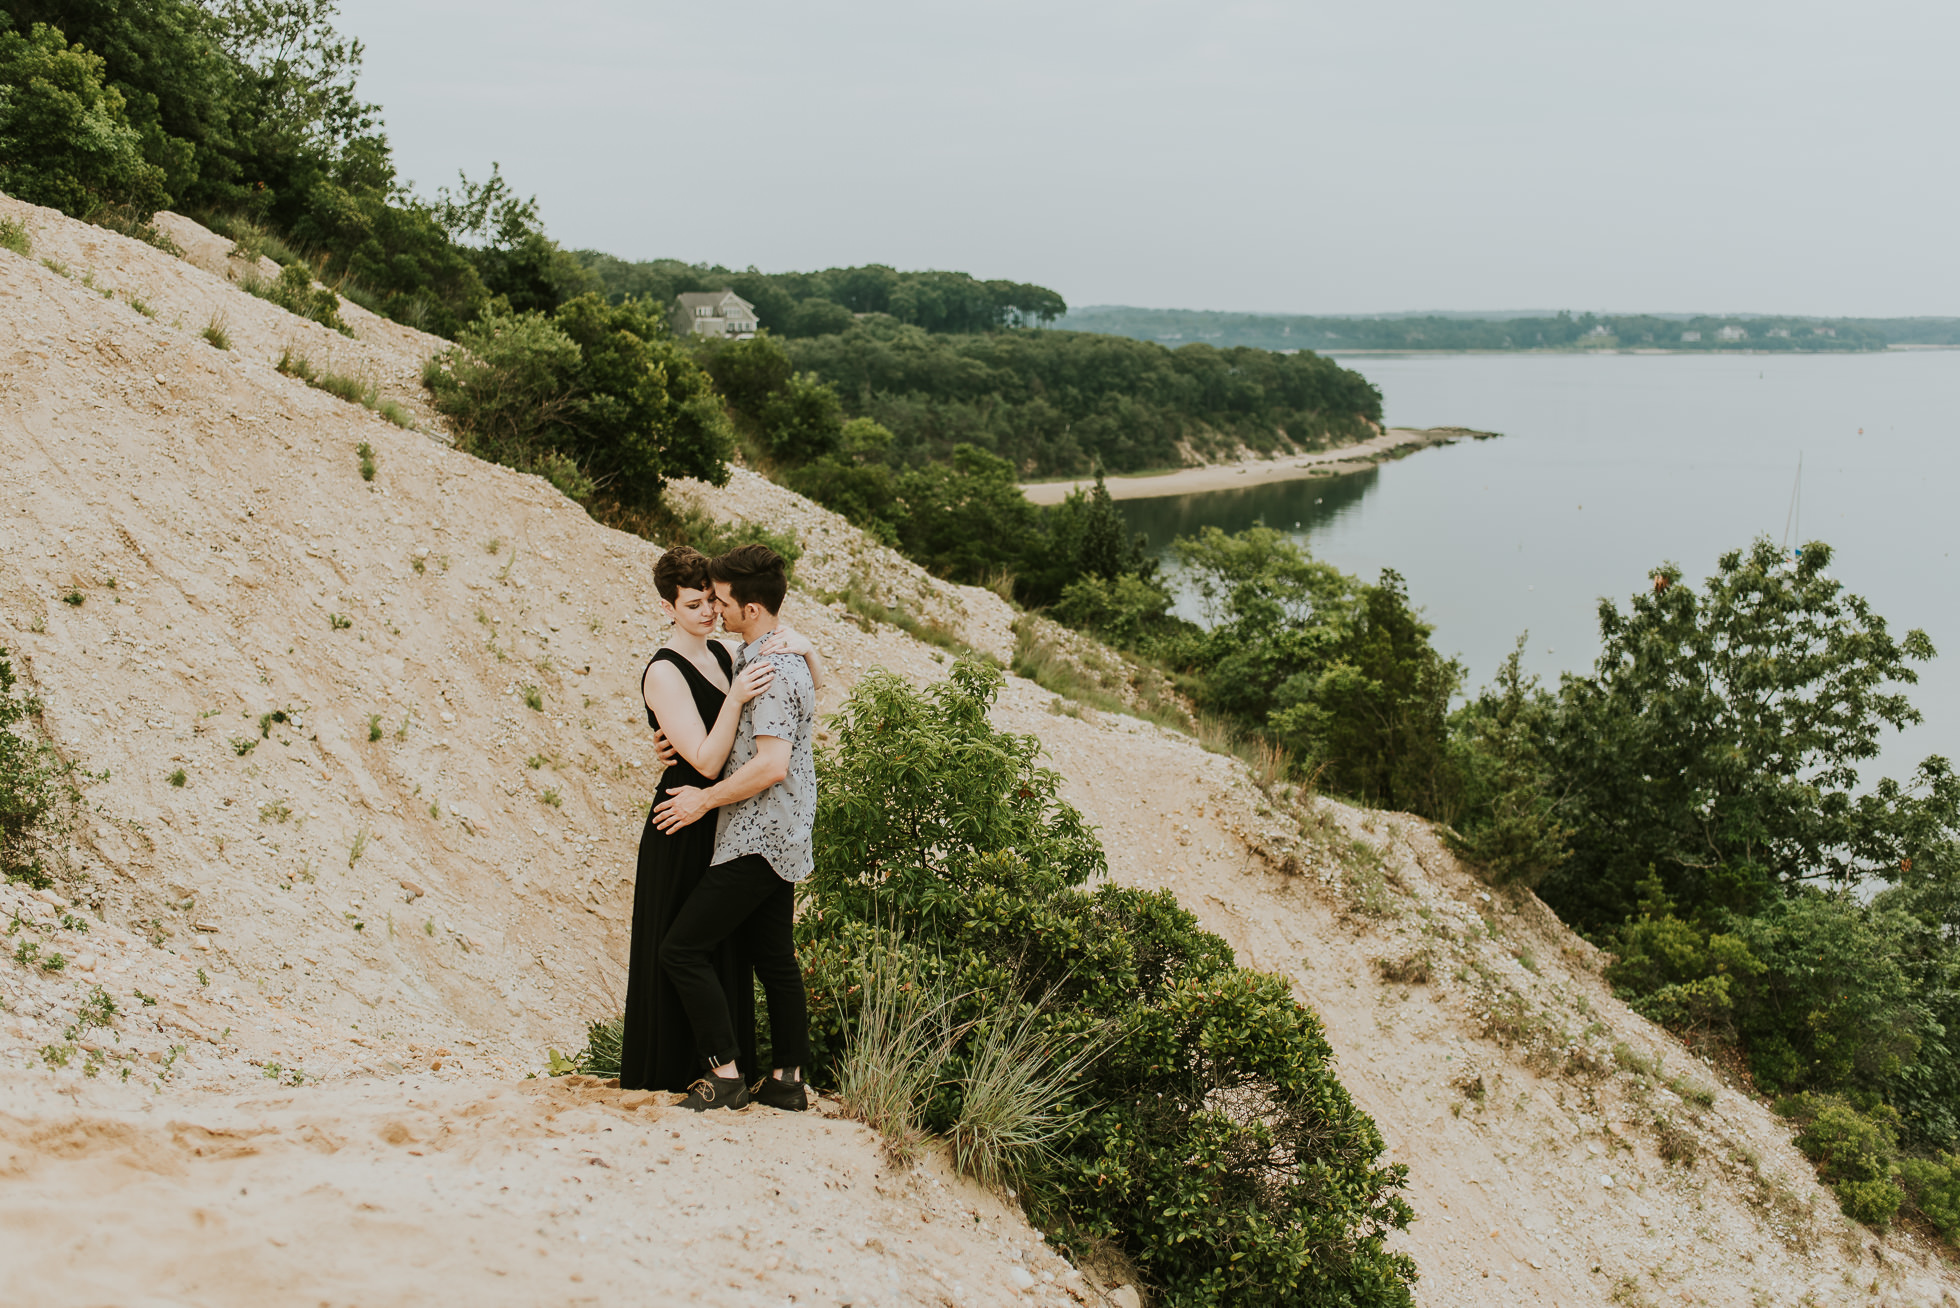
[643, 657, 773, 777]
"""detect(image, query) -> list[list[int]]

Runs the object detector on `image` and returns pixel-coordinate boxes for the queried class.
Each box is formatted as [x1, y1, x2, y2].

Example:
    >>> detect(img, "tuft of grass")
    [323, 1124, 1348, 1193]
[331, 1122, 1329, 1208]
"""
[40, 256, 68, 277]
[230, 736, 257, 757]
[167, 767, 187, 788]
[124, 292, 156, 318]
[521, 684, 543, 711]
[1376, 950, 1434, 985]
[357, 441, 376, 481]
[0, 216, 30, 256]
[329, 613, 352, 630]
[276, 349, 414, 427]
[525, 754, 548, 770]
[410, 554, 427, 575]
[348, 828, 370, 868]
[1655, 1117, 1699, 1166]
[948, 1001, 1103, 1187]
[62, 589, 84, 607]
[260, 800, 292, 823]
[395, 713, 411, 741]
[484, 537, 503, 555]
[540, 788, 563, 808]
[201, 314, 231, 350]
[367, 713, 383, 742]
[572, 1014, 625, 1078]
[834, 943, 959, 1163]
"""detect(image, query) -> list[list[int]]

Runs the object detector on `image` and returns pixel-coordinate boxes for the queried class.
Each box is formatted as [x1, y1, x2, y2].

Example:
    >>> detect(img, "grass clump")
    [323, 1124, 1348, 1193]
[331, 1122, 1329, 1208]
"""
[276, 349, 414, 427]
[61, 589, 83, 607]
[167, 767, 187, 788]
[521, 685, 543, 711]
[0, 217, 30, 256]
[357, 441, 376, 481]
[259, 800, 292, 824]
[201, 315, 231, 350]
[540, 788, 562, 808]
[328, 613, 352, 630]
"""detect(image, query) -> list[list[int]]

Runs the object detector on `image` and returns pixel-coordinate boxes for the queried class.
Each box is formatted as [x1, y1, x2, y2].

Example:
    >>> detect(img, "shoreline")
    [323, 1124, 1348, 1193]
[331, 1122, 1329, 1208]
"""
[1020, 426, 1490, 505]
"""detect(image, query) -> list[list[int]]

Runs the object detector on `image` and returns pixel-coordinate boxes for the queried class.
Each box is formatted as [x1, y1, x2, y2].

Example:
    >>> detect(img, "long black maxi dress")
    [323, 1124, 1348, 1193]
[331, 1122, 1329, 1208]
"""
[618, 642, 755, 1092]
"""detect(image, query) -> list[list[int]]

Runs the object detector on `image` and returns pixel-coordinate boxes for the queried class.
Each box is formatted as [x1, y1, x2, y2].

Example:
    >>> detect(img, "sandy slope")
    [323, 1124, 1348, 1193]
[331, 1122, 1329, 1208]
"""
[2, 196, 1956, 1307]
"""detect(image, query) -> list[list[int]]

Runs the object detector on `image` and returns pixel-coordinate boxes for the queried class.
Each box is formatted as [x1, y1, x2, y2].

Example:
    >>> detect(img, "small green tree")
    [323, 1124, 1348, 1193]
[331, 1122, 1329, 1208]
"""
[0, 22, 168, 217]
[1447, 637, 1570, 885]
[1542, 539, 1952, 930]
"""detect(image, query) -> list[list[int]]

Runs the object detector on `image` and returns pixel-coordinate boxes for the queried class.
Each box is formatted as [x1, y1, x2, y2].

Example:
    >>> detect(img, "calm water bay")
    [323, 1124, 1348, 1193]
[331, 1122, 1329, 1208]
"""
[1118, 351, 1960, 781]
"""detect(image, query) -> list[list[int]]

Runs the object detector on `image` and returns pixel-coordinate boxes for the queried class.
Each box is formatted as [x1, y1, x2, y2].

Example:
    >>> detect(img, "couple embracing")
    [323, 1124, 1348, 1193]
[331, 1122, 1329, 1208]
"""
[618, 543, 823, 1113]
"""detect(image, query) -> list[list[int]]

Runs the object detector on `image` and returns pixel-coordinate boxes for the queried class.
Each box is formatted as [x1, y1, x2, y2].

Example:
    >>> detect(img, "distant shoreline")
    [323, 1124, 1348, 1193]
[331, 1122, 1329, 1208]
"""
[1020, 427, 1491, 505]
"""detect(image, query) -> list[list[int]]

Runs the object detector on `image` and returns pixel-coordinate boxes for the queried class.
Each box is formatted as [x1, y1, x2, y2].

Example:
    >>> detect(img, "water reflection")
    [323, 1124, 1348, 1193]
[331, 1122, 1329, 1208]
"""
[1119, 467, 1382, 552]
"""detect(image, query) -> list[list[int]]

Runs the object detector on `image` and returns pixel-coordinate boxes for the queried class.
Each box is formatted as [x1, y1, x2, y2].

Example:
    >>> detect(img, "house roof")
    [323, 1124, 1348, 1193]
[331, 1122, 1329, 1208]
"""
[674, 290, 757, 314]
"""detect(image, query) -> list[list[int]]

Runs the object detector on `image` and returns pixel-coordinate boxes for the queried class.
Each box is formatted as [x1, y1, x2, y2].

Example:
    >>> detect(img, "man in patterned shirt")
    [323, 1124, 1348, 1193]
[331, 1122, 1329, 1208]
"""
[652, 544, 820, 1112]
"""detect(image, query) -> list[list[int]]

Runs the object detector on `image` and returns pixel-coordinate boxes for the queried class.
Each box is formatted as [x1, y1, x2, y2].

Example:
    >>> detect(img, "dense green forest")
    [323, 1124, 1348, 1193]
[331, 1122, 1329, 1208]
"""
[1061, 306, 1960, 352]
[782, 319, 1382, 474]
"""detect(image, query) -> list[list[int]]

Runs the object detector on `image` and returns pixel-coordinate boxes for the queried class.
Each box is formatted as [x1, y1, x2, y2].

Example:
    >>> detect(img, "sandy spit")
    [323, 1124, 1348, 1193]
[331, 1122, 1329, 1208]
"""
[1019, 427, 1487, 505]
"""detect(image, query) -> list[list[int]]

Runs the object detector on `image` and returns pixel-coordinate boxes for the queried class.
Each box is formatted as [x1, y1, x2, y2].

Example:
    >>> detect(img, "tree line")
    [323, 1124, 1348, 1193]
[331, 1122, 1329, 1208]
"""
[575, 253, 1067, 336]
[1064, 306, 1905, 352]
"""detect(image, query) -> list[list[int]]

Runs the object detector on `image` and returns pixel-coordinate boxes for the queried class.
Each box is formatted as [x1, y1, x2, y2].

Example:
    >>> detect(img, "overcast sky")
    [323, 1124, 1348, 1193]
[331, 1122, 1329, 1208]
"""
[337, 0, 1959, 317]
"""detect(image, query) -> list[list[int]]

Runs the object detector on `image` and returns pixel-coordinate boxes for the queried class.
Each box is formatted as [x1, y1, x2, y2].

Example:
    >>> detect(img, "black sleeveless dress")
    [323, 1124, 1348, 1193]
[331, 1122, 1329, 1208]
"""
[618, 642, 756, 1091]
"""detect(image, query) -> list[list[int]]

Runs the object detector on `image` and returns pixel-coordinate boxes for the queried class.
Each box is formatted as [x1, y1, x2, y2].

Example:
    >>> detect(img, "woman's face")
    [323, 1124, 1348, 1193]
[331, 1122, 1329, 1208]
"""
[662, 585, 718, 637]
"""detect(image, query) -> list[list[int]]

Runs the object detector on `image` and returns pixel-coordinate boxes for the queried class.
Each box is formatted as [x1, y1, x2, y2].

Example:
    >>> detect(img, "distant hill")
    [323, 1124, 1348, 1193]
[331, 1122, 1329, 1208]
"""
[1061, 305, 1960, 352]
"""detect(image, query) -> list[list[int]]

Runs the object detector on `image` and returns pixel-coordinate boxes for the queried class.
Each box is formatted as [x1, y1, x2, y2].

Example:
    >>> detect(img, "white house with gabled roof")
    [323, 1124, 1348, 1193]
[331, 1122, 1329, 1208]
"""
[670, 290, 760, 340]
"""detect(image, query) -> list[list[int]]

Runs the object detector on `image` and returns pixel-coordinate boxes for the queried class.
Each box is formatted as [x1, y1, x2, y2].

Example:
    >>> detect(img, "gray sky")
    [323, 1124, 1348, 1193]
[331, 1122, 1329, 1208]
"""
[338, 0, 1959, 317]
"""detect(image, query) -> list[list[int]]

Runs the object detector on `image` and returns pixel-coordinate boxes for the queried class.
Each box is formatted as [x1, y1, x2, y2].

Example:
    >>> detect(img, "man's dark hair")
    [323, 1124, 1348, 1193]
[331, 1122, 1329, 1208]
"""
[709, 543, 788, 615]
[653, 546, 710, 602]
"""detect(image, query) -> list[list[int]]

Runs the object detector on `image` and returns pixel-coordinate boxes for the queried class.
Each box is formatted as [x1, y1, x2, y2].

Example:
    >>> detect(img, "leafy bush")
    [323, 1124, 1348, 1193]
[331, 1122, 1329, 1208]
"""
[0, 647, 82, 889]
[801, 661, 1415, 1306]
[0, 216, 29, 256]
[0, 22, 167, 219]
[1899, 1153, 1960, 1239]
[245, 263, 350, 334]
[424, 296, 734, 510]
[1781, 1093, 1905, 1228]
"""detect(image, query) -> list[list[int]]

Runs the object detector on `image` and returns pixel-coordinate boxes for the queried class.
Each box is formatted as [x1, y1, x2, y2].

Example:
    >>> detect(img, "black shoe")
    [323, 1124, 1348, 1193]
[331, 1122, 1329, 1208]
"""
[750, 1074, 808, 1112]
[678, 1073, 750, 1112]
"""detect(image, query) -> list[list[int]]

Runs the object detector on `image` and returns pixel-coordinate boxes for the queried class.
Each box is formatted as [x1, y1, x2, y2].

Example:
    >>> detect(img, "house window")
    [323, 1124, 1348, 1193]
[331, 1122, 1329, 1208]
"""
[696, 306, 710, 317]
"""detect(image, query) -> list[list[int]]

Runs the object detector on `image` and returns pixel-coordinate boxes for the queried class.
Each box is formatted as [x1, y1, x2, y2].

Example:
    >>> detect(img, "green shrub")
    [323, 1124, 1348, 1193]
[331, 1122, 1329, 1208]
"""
[1899, 1153, 1960, 1239]
[1781, 1093, 1905, 1228]
[801, 661, 1415, 1306]
[424, 297, 733, 510]
[246, 264, 350, 335]
[0, 217, 28, 256]
[200, 317, 230, 350]
[0, 647, 83, 889]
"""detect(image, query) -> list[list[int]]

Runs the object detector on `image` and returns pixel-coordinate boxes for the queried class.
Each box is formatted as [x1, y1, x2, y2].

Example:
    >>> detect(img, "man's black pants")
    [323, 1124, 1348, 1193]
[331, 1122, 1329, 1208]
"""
[661, 853, 809, 1073]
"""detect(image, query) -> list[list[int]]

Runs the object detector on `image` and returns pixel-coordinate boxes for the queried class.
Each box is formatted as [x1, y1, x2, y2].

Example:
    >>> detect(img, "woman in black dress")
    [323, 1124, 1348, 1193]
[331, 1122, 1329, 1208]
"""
[618, 547, 778, 1092]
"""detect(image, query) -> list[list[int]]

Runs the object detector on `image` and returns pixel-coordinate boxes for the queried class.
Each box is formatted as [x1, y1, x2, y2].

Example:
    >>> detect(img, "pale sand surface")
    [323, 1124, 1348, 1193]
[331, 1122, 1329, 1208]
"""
[2, 196, 1956, 1306]
[1019, 427, 1482, 505]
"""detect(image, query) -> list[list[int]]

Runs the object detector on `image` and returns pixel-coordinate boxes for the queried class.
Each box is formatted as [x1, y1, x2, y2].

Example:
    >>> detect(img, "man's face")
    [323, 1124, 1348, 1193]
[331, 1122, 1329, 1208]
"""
[710, 581, 745, 633]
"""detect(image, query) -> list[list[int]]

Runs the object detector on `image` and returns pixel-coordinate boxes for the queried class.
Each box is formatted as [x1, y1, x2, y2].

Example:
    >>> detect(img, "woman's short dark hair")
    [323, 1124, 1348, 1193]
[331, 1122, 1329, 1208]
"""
[653, 546, 711, 602]
[708, 543, 788, 614]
